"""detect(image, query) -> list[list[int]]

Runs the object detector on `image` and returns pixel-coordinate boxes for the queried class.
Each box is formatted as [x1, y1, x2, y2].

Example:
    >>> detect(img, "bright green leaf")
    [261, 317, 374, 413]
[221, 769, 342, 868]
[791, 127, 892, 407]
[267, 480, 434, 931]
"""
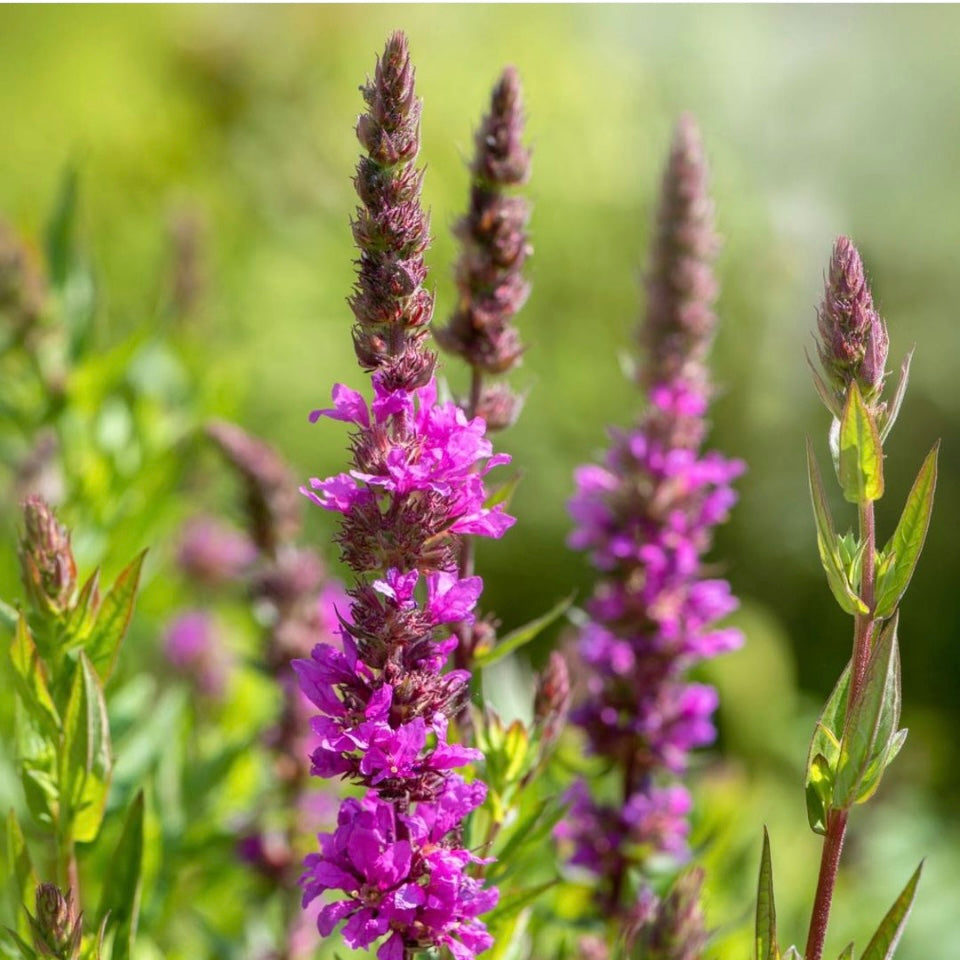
[97, 791, 145, 960]
[474, 593, 573, 669]
[84, 550, 146, 684]
[838, 382, 884, 503]
[879, 350, 913, 443]
[755, 827, 779, 960]
[861, 862, 923, 960]
[806, 441, 868, 616]
[9, 616, 60, 741]
[874, 442, 939, 619]
[834, 616, 901, 808]
[0, 599, 19, 631]
[5, 811, 38, 940]
[838, 943, 856, 960]
[805, 753, 833, 836]
[487, 878, 558, 925]
[3, 924, 40, 960]
[484, 471, 523, 510]
[60, 653, 112, 843]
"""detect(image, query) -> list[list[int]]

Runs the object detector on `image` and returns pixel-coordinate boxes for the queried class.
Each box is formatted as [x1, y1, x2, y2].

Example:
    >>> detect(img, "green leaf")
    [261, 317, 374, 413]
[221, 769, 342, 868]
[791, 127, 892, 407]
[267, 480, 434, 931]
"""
[63, 569, 101, 647]
[484, 471, 523, 510]
[474, 593, 573, 669]
[833, 615, 901, 808]
[488, 797, 568, 883]
[97, 791, 145, 960]
[837, 944, 856, 960]
[806, 349, 843, 419]
[487, 878, 558, 925]
[874, 442, 939, 619]
[806, 440, 869, 615]
[838, 382, 884, 503]
[9, 616, 61, 740]
[45, 167, 79, 290]
[805, 753, 834, 837]
[861, 862, 923, 960]
[879, 350, 913, 443]
[0, 598, 19, 631]
[84, 550, 146, 684]
[60, 653, 112, 843]
[806, 662, 851, 831]
[755, 827, 779, 960]
[5, 811, 38, 940]
[2, 925, 39, 959]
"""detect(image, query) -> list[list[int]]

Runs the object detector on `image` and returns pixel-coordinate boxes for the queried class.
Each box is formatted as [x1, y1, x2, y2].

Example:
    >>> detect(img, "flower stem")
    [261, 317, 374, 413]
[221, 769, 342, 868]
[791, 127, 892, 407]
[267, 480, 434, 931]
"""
[804, 499, 877, 960]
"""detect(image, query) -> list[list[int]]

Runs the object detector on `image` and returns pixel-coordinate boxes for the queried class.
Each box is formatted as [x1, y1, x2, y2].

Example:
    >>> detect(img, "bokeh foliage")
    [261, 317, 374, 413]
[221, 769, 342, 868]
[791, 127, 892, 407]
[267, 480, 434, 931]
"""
[1, 5, 958, 959]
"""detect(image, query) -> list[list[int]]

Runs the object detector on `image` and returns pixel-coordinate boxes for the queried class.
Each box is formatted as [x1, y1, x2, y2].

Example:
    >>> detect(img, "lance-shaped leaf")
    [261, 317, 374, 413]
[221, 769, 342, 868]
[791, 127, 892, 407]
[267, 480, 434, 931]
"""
[84, 550, 146, 684]
[63, 568, 101, 646]
[60, 653, 112, 843]
[838, 382, 884, 503]
[97, 791, 144, 960]
[9, 616, 61, 741]
[474, 593, 573, 668]
[806, 441, 868, 615]
[837, 943, 856, 960]
[833, 615, 901, 809]
[755, 827, 779, 960]
[5, 811, 39, 940]
[874, 442, 939, 619]
[2, 925, 40, 959]
[861, 862, 923, 960]
[879, 349, 913, 444]
[806, 662, 850, 832]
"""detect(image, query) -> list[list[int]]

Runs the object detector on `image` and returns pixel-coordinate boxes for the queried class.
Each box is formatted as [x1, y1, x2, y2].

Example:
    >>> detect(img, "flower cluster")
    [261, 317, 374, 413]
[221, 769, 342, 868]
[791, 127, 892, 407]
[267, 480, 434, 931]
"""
[562, 116, 744, 911]
[295, 33, 509, 960]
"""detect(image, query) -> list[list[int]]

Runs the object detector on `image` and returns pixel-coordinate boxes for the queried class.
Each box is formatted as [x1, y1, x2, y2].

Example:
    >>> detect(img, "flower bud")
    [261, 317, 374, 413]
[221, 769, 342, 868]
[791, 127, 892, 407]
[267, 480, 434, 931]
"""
[30, 883, 82, 959]
[19, 496, 77, 616]
[534, 650, 571, 746]
[816, 236, 889, 407]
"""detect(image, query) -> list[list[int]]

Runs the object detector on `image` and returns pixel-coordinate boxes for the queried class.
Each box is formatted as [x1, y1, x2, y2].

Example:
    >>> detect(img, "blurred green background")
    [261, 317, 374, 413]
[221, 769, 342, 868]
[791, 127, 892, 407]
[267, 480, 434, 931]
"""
[1, 5, 958, 958]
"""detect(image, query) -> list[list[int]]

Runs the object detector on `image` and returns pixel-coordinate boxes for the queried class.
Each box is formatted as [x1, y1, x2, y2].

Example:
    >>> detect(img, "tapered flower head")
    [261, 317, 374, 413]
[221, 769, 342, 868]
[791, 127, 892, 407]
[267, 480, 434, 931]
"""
[30, 883, 82, 960]
[19, 495, 77, 616]
[350, 31, 435, 392]
[816, 235, 889, 408]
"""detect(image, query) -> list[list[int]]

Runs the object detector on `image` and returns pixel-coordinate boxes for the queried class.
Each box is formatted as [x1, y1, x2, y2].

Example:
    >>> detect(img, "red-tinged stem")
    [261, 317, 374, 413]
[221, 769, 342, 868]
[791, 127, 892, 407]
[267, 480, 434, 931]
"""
[805, 499, 877, 960]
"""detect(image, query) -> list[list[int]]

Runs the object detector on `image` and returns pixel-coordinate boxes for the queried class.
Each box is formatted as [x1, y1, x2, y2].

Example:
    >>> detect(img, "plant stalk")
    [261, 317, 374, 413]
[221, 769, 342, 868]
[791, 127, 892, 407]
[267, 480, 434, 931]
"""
[804, 499, 877, 960]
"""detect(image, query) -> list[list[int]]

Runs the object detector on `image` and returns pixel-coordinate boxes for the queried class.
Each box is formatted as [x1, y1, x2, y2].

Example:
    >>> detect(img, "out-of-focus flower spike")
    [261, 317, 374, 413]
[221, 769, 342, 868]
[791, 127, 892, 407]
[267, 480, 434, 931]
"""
[19, 495, 77, 617]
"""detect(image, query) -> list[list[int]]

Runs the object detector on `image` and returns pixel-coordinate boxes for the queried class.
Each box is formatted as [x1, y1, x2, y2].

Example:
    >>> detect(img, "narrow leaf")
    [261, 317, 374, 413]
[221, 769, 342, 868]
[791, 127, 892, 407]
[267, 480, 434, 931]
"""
[834, 615, 901, 808]
[85, 550, 146, 683]
[3, 925, 40, 959]
[474, 593, 573, 669]
[487, 878, 558, 925]
[861, 862, 923, 960]
[806, 349, 843, 419]
[5, 811, 38, 939]
[97, 791, 145, 960]
[837, 943, 856, 960]
[755, 827, 779, 960]
[0, 598, 18, 630]
[9, 615, 60, 739]
[60, 653, 112, 843]
[838, 382, 884, 503]
[874, 442, 939, 618]
[879, 349, 913, 443]
[806, 441, 868, 615]
[45, 166, 79, 289]
[484, 471, 523, 510]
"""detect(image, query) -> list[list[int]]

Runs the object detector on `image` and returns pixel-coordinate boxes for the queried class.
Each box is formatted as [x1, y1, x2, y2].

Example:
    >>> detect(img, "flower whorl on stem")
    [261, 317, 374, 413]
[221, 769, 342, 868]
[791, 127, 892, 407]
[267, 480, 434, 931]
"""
[561, 115, 744, 913]
[295, 33, 511, 960]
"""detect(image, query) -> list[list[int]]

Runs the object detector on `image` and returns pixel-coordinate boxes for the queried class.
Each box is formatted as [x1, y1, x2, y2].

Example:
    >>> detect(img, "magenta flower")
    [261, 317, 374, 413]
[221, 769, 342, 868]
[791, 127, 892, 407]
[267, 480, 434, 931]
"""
[296, 33, 505, 958]
[164, 610, 231, 699]
[562, 116, 744, 914]
[176, 515, 258, 587]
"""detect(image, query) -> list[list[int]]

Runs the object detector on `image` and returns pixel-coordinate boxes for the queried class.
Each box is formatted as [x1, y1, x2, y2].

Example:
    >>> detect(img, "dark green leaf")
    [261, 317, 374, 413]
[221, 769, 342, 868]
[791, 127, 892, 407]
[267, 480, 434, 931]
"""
[806, 440, 868, 615]
[805, 753, 834, 836]
[97, 791, 145, 960]
[834, 615, 901, 808]
[755, 827, 779, 960]
[84, 550, 146, 683]
[879, 350, 913, 443]
[838, 382, 884, 503]
[9, 616, 60, 740]
[861, 862, 923, 960]
[874, 442, 939, 618]
[474, 593, 574, 669]
[60, 653, 112, 843]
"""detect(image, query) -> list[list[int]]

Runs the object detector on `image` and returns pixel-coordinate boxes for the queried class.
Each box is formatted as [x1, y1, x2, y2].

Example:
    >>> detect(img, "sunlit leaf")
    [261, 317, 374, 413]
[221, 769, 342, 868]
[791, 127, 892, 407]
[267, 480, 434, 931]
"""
[861, 862, 923, 960]
[838, 382, 884, 503]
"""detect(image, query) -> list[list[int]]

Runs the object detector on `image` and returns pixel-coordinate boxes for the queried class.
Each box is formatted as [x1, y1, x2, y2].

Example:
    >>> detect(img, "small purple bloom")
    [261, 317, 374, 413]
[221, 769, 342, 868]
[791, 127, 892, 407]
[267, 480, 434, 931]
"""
[164, 610, 230, 699]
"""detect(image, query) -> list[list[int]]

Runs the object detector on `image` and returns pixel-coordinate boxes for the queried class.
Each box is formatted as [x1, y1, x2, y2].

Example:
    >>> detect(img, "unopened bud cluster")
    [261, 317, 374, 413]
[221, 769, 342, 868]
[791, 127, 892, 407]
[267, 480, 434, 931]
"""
[19, 495, 77, 616]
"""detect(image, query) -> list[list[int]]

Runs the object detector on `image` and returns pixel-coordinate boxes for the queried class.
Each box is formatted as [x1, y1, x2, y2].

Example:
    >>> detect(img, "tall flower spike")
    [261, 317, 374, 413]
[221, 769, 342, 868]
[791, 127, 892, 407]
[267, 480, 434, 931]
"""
[350, 31, 436, 392]
[19, 495, 77, 617]
[436, 66, 532, 429]
[296, 33, 509, 960]
[815, 235, 889, 411]
[562, 114, 744, 916]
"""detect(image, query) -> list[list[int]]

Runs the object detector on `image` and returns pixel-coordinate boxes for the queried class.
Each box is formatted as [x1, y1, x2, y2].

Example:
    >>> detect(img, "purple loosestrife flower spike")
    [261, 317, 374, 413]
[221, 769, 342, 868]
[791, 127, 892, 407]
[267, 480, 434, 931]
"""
[296, 33, 509, 960]
[350, 31, 436, 393]
[436, 66, 532, 429]
[816, 235, 890, 411]
[562, 115, 744, 914]
[19, 495, 77, 617]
